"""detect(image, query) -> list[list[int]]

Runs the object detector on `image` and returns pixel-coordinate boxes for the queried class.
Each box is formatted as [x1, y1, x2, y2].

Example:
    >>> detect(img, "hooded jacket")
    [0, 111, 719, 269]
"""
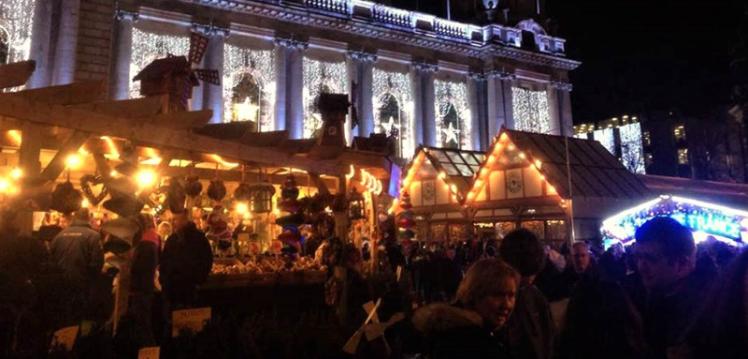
[49, 219, 104, 286]
[412, 303, 512, 359]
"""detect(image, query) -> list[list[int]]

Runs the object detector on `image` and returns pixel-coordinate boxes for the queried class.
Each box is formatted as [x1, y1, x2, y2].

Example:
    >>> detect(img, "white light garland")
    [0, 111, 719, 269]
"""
[512, 87, 551, 134]
[593, 127, 616, 155]
[435, 79, 471, 149]
[223, 44, 276, 129]
[130, 28, 189, 99]
[619, 122, 645, 174]
[302, 58, 347, 138]
[0, 0, 35, 65]
[372, 68, 415, 158]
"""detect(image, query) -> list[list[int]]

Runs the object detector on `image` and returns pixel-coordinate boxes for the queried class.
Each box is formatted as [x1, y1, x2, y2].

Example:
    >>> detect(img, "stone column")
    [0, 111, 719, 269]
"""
[52, 0, 81, 85]
[199, 26, 229, 123]
[411, 62, 438, 147]
[547, 85, 561, 135]
[273, 40, 290, 131]
[486, 71, 516, 135]
[110, 10, 138, 100]
[27, 0, 54, 88]
[276, 39, 308, 139]
[346, 51, 377, 139]
[467, 73, 486, 150]
[552, 81, 574, 136]
[409, 66, 424, 147]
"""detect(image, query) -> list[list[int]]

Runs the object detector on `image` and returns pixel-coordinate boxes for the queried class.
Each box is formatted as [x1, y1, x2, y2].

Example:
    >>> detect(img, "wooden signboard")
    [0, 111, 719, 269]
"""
[172, 307, 211, 337]
[138, 346, 160, 359]
[50, 326, 79, 352]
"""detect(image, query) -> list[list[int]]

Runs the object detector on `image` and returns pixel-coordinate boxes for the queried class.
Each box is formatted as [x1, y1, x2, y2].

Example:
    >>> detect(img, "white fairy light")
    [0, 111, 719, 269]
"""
[619, 122, 645, 174]
[512, 87, 551, 134]
[302, 57, 347, 138]
[0, 0, 35, 64]
[434, 79, 471, 149]
[593, 127, 616, 156]
[130, 28, 189, 98]
[372, 68, 415, 158]
[223, 44, 276, 129]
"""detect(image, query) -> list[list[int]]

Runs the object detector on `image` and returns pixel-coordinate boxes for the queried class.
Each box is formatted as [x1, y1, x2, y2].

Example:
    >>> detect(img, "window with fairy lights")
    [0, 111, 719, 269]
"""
[130, 28, 189, 98]
[619, 122, 645, 174]
[303, 58, 347, 138]
[373, 69, 414, 158]
[434, 79, 471, 149]
[512, 86, 551, 134]
[223, 44, 275, 130]
[0, 0, 35, 65]
[593, 127, 616, 155]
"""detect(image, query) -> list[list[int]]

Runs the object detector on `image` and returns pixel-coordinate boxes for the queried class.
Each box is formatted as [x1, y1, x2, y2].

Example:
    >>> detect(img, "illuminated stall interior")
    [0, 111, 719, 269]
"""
[394, 129, 650, 247]
[394, 147, 485, 243]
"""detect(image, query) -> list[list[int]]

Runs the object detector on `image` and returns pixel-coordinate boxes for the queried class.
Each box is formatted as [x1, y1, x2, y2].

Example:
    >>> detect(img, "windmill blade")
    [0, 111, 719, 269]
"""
[189, 32, 210, 64]
[194, 69, 220, 85]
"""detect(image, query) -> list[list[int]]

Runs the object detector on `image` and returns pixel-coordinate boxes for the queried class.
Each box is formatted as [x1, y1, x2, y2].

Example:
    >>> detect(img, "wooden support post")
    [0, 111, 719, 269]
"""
[334, 174, 350, 241]
[39, 130, 89, 182]
[14, 122, 43, 235]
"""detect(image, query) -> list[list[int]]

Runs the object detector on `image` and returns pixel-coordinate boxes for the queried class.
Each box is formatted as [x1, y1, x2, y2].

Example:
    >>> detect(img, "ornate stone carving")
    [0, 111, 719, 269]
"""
[115, 9, 139, 22]
[412, 61, 438, 73]
[191, 23, 230, 38]
[274, 37, 309, 50]
[550, 81, 573, 92]
[486, 70, 516, 80]
[346, 50, 378, 63]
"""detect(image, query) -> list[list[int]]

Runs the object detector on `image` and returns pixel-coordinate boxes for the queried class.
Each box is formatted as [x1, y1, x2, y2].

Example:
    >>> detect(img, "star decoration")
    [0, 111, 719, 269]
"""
[441, 122, 460, 145]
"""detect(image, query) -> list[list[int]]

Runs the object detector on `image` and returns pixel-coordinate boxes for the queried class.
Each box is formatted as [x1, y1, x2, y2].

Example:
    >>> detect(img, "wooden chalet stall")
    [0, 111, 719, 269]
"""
[394, 129, 650, 247]
[0, 61, 392, 288]
[395, 146, 486, 243]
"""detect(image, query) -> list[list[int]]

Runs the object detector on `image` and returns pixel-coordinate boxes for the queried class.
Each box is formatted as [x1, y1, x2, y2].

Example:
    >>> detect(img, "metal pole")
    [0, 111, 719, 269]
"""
[564, 136, 576, 245]
[446, 0, 452, 20]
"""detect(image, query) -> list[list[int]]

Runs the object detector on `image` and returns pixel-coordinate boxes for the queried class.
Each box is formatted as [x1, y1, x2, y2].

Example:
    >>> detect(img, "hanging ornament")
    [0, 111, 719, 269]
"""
[234, 182, 252, 202]
[166, 177, 186, 213]
[50, 181, 82, 214]
[397, 191, 415, 241]
[281, 175, 299, 200]
[80, 174, 108, 206]
[249, 181, 275, 213]
[207, 179, 227, 202]
[185, 176, 203, 197]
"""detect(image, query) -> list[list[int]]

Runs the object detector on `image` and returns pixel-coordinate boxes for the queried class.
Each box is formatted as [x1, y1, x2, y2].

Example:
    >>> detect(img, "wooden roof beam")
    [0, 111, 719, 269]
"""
[1, 81, 107, 106]
[0, 61, 35, 89]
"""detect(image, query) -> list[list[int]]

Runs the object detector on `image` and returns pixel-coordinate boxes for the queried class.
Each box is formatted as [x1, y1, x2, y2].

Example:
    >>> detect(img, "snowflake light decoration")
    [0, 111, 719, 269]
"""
[619, 122, 645, 174]
[302, 58, 347, 138]
[512, 87, 551, 134]
[0, 0, 36, 65]
[223, 44, 276, 129]
[372, 68, 415, 157]
[435, 79, 471, 149]
[130, 28, 189, 98]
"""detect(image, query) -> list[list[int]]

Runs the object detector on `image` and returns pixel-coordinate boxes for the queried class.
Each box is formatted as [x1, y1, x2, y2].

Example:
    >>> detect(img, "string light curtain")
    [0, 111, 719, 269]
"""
[302, 58, 347, 138]
[434, 79, 471, 150]
[223, 44, 275, 129]
[130, 28, 189, 98]
[0, 0, 36, 65]
[512, 87, 551, 134]
[372, 68, 415, 158]
[620, 122, 645, 174]
[593, 127, 616, 155]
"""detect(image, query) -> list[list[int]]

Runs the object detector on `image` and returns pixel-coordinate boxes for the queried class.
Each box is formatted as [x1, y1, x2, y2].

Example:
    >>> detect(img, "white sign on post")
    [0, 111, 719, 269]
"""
[172, 307, 211, 337]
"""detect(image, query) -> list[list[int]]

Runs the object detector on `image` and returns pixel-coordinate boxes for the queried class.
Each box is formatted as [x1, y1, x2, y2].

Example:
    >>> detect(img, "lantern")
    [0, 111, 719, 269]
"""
[249, 181, 276, 213]
[348, 188, 366, 220]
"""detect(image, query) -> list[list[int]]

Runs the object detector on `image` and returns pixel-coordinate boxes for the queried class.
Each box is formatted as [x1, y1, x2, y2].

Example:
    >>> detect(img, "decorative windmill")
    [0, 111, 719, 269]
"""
[133, 32, 220, 112]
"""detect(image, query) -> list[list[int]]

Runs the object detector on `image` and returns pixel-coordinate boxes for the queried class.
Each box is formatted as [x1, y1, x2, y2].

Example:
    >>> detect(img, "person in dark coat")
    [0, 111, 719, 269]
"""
[49, 209, 104, 323]
[499, 228, 555, 359]
[159, 211, 213, 309]
[412, 258, 518, 359]
[631, 217, 711, 359]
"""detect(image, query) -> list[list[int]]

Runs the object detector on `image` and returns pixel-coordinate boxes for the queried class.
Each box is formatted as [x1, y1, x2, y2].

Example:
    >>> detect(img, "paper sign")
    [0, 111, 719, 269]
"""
[138, 347, 160, 359]
[172, 307, 211, 337]
[50, 326, 79, 352]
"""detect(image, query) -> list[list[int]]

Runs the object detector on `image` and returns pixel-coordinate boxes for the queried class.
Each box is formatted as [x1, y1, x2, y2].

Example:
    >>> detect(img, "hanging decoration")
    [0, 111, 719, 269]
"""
[512, 87, 551, 134]
[397, 191, 415, 241]
[165, 177, 186, 213]
[50, 181, 82, 214]
[185, 176, 203, 197]
[619, 122, 645, 174]
[348, 188, 365, 220]
[434, 79, 471, 149]
[276, 175, 303, 253]
[207, 179, 227, 202]
[249, 181, 275, 213]
[303, 58, 347, 138]
[223, 44, 276, 128]
[79, 174, 108, 206]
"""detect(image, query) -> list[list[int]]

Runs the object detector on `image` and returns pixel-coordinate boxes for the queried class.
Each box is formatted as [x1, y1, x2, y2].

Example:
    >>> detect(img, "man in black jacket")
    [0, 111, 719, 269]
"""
[159, 211, 213, 309]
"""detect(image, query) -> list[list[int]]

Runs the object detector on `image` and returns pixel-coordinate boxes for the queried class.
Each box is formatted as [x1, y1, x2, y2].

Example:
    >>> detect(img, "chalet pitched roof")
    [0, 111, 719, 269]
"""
[503, 129, 650, 200]
[421, 146, 486, 197]
[352, 133, 394, 155]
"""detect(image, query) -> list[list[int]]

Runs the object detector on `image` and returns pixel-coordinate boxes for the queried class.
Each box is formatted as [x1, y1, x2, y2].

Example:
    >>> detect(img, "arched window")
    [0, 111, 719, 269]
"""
[224, 45, 275, 129]
[435, 79, 471, 149]
[303, 58, 347, 138]
[0, 0, 36, 64]
[373, 69, 414, 158]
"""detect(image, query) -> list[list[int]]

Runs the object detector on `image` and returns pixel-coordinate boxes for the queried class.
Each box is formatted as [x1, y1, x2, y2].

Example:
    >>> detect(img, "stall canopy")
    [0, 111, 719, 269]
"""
[639, 175, 748, 208]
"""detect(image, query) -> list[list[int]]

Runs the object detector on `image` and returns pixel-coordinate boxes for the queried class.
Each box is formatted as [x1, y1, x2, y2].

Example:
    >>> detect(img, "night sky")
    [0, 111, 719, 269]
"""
[393, 0, 746, 123]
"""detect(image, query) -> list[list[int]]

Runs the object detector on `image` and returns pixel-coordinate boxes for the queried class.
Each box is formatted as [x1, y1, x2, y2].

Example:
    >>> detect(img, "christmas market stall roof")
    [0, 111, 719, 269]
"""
[466, 129, 651, 218]
[421, 146, 486, 199]
[638, 175, 748, 208]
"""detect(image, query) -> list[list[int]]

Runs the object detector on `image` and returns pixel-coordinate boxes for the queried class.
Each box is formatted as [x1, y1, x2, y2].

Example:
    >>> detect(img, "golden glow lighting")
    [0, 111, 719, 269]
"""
[101, 136, 120, 158]
[10, 168, 22, 180]
[135, 169, 157, 189]
[7, 130, 21, 146]
[209, 154, 239, 169]
[65, 154, 82, 170]
[235, 202, 249, 215]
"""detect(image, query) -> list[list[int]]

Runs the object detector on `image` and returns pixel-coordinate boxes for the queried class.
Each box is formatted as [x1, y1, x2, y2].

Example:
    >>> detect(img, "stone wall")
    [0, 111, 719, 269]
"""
[74, 0, 114, 87]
